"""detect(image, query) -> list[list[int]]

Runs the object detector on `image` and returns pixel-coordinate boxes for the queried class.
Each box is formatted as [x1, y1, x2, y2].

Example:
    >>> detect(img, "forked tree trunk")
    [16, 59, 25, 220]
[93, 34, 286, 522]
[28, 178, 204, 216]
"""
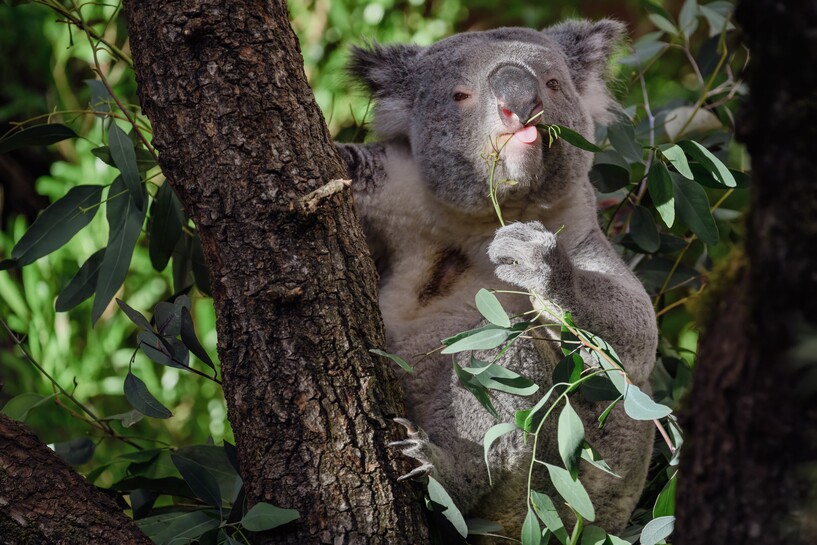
[122, 1, 429, 543]
[674, 2, 817, 544]
[0, 414, 153, 544]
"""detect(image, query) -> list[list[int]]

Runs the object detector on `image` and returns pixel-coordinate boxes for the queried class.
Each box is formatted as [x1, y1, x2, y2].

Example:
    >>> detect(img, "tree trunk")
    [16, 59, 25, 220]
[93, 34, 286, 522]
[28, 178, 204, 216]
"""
[0, 414, 153, 544]
[674, 2, 817, 544]
[122, 2, 429, 543]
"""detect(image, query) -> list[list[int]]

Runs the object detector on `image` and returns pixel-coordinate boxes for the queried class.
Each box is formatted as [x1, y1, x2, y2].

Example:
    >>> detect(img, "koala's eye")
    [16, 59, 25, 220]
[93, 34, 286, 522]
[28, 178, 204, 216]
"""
[453, 92, 471, 102]
[546, 79, 560, 91]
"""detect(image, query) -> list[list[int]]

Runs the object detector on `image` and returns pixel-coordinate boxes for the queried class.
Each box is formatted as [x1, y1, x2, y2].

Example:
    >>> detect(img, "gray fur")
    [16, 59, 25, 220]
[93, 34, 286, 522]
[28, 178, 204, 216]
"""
[339, 20, 656, 541]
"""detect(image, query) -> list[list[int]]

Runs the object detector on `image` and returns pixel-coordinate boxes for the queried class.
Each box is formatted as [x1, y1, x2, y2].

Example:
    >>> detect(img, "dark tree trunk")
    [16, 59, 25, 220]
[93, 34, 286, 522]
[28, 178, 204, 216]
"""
[674, 2, 817, 544]
[0, 414, 153, 544]
[122, 1, 428, 543]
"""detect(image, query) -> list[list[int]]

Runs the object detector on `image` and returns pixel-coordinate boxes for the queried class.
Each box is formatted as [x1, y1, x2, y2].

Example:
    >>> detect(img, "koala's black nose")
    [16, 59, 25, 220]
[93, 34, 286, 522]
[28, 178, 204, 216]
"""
[489, 64, 542, 128]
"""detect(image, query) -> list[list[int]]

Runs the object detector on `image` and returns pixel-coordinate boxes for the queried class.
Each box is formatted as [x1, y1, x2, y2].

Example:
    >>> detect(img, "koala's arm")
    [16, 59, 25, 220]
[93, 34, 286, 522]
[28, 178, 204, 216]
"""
[335, 142, 388, 195]
[489, 222, 657, 385]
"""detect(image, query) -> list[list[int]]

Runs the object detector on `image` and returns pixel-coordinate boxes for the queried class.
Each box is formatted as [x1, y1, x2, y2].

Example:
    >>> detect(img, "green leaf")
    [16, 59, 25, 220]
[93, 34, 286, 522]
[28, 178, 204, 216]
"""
[653, 473, 677, 517]
[55, 249, 106, 312]
[557, 398, 585, 478]
[92, 146, 156, 172]
[580, 526, 607, 545]
[549, 125, 602, 152]
[623, 383, 672, 420]
[671, 173, 719, 245]
[370, 348, 412, 373]
[483, 422, 517, 485]
[172, 453, 223, 513]
[441, 327, 511, 354]
[647, 162, 675, 227]
[116, 298, 153, 330]
[124, 372, 172, 419]
[149, 182, 184, 271]
[108, 123, 144, 209]
[454, 362, 498, 418]
[240, 502, 300, 531]
[619, 40, 668, 68]
[580, 376, 622, 402]
[182, 306, 216, 372]
[530, 491, 568, 545]
[640, 516, 675, 545]
[464, 359, 538, 396]
[466, 518, 504, 536]
[580, 443, 620, 478]
[11, 185, 103, 266]
[92, 176, 146, 323]
[677, 140, 736, 187]
[552, 352, 583, 394]
[629, 205, 660, 253]
[647, 13, 678, 35]
[427, 476, 468, 538]
[607, 122, 642, 162]
[152, 510, 220, 545]
[1, 393, 52, 421]
[679, 0, 700, 37]
[521, 507, 542, 545]
[607, 536, 630, 545]
[659, 144, 693, 179]
[155, 301, 182, 336]
[475, 288, 511, 328]
[0, 124, 78, 154]
[138, 330, 189, 368]
[54, 437, 95, 466]
[597, 396, 622, 428]
[544, 463, 595, 521]
[589, 163, 631, 193]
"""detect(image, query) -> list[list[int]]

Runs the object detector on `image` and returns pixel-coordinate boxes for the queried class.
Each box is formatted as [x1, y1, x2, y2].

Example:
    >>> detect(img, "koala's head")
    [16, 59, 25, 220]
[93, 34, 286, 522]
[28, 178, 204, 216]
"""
[349, 20, 625, 212]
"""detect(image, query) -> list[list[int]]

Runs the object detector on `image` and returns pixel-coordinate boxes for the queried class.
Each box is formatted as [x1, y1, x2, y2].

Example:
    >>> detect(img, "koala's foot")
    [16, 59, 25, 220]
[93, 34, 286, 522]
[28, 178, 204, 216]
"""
[389, 418, 435, 481]
[488, 221, 572, 293]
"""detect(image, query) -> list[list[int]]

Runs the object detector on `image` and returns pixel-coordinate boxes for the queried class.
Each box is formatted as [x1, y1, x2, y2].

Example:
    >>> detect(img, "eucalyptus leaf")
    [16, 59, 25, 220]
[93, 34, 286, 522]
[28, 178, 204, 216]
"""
[116, 298, 153, 330]
[544, 463, 595, 521]
[441, 327, 511, 354]
[629, 205, 660, 253]
[647, 162, 675, 227]
[483, 422, 517, 485]
[653, 473, 677, 517]
[11, 185, 103, 266]
[0, 123, 78, 153]
[580, 526, 607, 545]
[149, 182, 184, 271]
[427, 476, 468, 538]
[92, 176, 147, 323]
[475, 288, 511, 327]
[678, 139, 736, 187]
[240, 502, 300, 531]
[124, 372, 172, 419]
[182, 306, 216, 372]
[172, 454, 223, 513]
[671, 173, 719, 245]
[549, 124, 602, 152]
[659, 144, 693, 179]
[54, 437, 95, 466]
[55, 248, 106, 312]
[623, 383, 673, 420]
[1, 393, 52, 421]
[466, 518, 504, 536]
[607, 122, 642, 162]
[521, 507, 542, 545]
[557, 398, 585, 478]
[640, 516, 675, 545]
[530, 491, 568, 545]
[108, 123, 144, 209]
[370, 348, 413, 373]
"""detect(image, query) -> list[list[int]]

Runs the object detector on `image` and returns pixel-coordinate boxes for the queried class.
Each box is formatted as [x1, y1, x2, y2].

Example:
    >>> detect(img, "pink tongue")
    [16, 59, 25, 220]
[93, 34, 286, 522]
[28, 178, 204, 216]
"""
[513, 125, 539, 144]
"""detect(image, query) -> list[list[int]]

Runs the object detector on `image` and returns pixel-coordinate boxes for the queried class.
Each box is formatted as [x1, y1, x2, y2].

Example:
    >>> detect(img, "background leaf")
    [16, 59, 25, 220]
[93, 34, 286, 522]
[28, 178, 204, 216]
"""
[240, 502, 299, 532]
[124, 372, 172, 419]
[0, 123, 77, 153]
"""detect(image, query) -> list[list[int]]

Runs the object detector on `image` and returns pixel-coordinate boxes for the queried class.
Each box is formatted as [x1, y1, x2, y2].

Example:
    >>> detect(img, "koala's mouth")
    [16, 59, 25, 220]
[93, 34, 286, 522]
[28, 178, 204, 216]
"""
[497, 125, 540, 148]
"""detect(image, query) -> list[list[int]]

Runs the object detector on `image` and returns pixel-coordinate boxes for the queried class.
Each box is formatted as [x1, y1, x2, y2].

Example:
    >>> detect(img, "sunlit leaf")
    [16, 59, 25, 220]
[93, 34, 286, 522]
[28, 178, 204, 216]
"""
[483, 422, 517, 485]
[647, 162, 675, 227]
[521, 507, 541, 545]
[640, 516, 675, 545]
[544, 463, 595, 521]
[623, 383, 672, 420]
[427, 476, 468, 538]
[475, 288, 511, 328]
[557, 398, 585, 478]
[530, 491, 568, 545]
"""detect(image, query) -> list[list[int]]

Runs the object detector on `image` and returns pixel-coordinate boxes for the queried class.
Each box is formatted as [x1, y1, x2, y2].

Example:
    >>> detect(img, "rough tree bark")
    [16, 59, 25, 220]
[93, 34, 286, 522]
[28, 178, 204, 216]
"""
[0, 414, 153, 544]
[674, 2, 817, 544]
[122, 1, 429, 544]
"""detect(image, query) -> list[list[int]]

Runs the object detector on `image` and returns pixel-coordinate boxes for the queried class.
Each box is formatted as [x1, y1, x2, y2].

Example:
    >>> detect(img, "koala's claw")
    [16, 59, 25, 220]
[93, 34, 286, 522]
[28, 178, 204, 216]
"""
[390, 418, 435, 481]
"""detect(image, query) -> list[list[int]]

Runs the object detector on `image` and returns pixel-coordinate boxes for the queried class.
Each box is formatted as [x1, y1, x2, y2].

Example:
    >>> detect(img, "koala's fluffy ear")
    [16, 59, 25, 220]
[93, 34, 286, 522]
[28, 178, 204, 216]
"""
[545, 19, 626, 124]
[348, 43, 423, 139]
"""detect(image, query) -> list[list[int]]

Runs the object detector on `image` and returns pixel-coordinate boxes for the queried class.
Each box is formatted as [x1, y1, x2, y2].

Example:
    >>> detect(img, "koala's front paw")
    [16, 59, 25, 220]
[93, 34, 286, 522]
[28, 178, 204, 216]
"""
[488, 221, 572, 293]
[389, 418, 435, 481]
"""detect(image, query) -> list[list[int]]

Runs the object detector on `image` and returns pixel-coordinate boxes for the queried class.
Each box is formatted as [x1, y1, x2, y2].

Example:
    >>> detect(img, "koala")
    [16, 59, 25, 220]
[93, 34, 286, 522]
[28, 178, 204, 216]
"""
[336, 20, 658, 542]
